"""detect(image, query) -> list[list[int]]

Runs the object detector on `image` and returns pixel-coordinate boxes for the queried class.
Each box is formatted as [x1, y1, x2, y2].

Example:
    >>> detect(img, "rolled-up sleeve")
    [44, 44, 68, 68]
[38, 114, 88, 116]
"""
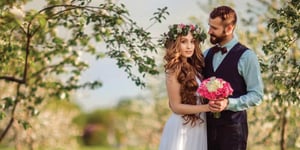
[227, 50, 264, 111]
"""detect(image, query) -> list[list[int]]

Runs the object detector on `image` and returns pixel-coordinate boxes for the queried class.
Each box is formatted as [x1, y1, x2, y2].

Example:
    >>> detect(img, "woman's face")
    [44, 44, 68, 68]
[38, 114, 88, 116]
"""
[179, 32, 195, 58]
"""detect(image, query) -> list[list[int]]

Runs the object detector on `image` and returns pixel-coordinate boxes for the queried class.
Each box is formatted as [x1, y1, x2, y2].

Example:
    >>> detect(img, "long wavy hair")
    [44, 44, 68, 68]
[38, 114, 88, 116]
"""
[164, 35, 205, 126]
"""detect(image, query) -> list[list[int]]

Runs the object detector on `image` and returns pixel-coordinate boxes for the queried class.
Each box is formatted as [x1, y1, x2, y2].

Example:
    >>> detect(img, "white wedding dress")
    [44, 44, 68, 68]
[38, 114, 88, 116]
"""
[159, 80, 207, 150]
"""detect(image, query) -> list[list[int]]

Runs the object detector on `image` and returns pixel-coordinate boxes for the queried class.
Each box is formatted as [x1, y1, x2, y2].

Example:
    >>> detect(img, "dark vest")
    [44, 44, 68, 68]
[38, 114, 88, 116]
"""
[204, 43, 248, 125]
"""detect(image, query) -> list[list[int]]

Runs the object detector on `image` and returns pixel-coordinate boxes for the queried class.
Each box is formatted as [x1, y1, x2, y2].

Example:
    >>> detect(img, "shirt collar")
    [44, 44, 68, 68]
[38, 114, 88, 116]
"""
[222, 37, 238, 52]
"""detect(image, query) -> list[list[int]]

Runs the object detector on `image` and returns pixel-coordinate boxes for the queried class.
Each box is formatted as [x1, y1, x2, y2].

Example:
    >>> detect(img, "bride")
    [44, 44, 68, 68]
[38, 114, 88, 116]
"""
[158, 24, 209, 150]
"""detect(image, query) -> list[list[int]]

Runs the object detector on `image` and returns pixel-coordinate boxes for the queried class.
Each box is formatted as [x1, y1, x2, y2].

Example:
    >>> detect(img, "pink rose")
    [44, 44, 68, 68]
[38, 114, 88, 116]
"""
[197, 77, 233, 118]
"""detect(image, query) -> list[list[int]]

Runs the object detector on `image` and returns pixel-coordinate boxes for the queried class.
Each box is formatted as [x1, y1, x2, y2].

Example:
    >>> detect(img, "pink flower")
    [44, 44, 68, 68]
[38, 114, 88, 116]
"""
[179, 24, 185, 28]
[197, 77, 233, 100]
[197, 77, 233, 118]
[190, 24, 195, 30]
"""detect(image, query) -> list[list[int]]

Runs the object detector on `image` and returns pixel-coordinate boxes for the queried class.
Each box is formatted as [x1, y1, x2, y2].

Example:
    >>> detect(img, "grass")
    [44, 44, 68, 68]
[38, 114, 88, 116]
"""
[0, 146, 117, 150]
[80, 146, 115, 150]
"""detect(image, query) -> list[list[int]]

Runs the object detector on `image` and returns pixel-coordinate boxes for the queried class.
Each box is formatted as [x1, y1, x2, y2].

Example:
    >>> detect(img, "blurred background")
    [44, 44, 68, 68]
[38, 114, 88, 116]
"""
[0, 0, 299, 150]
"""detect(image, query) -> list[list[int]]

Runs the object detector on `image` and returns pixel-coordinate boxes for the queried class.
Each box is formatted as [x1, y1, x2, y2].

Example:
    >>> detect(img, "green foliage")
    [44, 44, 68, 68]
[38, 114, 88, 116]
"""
[74, 97, 170, 149]
[259, 2, 300, 149]
[263, 0, 300, 105]
[77, 109, 119, 146]
[238, 0, 300, 149]
[83, 126, 109, 146]
[0, 0, 168, 145]
[80, 146, 116, 150]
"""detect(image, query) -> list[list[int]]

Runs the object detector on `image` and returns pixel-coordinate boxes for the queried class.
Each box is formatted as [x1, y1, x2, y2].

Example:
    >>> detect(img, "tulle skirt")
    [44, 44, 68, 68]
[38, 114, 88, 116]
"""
[159, 112, 207, 150]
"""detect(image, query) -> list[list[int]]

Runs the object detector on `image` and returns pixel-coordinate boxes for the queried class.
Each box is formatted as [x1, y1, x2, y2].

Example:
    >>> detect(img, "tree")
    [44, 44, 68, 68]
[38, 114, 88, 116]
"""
[232, 0, 300, 149]
[0, 0, 168, 143]
[262, 0, 300, 149]
[5, 100, 81, 150]
[113, 98, 168, 149]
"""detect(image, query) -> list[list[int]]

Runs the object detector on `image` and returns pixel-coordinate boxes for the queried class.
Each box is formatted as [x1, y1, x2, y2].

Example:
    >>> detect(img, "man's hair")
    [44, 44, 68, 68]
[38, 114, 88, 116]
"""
[210, 6, 237, 26]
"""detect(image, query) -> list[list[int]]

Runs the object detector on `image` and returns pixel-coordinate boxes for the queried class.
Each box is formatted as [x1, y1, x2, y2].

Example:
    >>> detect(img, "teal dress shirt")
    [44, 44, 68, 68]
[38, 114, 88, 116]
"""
[203, 37, 264, 111]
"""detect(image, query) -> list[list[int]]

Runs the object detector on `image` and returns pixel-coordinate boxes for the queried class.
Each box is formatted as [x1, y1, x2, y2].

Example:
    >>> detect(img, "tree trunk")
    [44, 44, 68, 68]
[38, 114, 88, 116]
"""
[280, 107, 287, 150]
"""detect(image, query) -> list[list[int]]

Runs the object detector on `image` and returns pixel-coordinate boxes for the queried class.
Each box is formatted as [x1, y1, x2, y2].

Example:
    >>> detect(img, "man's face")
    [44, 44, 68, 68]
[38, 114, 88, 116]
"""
[208, 17, 227, 45]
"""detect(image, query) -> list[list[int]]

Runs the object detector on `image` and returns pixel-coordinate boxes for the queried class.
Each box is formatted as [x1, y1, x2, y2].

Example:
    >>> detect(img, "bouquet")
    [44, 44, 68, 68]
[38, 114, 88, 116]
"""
[197, 76, 233, 118]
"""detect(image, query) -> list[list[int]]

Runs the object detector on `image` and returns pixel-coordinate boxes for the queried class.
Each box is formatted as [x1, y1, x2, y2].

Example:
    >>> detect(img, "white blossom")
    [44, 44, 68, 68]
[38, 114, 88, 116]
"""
[9, 6, 25, 20]
[60, 92, 66, 99]
[100, 27, 106, 33]
[100, 9, 109, 16]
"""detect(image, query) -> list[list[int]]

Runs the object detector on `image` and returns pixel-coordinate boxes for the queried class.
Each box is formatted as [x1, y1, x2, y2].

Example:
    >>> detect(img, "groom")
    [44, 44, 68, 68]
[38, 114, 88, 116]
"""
[203, 6, 264, 150]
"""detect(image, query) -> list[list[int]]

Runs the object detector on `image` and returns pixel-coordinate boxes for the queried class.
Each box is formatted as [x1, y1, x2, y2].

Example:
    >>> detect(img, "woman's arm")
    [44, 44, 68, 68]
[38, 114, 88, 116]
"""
[166, 72, 210, 115]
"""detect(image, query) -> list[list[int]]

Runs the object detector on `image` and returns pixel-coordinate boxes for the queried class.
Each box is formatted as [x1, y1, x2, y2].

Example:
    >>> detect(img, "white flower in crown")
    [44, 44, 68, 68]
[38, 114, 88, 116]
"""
[176, 25, 182, 33]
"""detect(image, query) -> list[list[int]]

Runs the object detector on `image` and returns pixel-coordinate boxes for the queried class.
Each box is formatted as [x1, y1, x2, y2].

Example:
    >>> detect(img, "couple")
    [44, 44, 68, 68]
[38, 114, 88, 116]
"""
[159, 6, 264, 150]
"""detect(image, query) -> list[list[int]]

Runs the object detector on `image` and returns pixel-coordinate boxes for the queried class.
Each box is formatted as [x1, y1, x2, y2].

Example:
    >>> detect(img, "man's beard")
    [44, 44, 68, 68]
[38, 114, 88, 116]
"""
[210, 34, 226, 45]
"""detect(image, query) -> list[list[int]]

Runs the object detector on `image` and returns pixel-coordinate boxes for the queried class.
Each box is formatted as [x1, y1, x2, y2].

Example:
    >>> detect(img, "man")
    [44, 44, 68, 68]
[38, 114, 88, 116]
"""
[203, 6, 264, 150]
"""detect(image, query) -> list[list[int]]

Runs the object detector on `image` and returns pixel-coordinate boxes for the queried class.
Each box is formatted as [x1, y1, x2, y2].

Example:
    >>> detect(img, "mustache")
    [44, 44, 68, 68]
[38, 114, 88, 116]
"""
[210, 34, 216, 38]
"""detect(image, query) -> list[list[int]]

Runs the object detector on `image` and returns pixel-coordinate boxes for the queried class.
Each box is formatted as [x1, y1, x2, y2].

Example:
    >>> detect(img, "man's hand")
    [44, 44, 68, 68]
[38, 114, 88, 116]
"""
[208, 98, 229, 112]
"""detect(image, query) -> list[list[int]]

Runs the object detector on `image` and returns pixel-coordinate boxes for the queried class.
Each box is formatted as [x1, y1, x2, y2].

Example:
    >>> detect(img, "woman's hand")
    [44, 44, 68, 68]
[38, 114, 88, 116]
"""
[208, 98, 228, 112]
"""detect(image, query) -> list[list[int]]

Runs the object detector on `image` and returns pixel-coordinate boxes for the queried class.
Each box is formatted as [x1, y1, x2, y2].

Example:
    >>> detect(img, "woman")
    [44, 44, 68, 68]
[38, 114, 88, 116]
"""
[159, 24, 208, 150]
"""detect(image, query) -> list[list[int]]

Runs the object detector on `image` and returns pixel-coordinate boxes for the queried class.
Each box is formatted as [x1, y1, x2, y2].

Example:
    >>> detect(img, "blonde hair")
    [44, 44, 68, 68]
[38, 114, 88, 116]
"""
[164, 35, 205, 126]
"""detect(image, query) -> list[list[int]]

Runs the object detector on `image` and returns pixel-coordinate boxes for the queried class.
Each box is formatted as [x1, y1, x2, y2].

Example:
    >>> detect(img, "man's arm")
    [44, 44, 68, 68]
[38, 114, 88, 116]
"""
[226, 50, 264, 111]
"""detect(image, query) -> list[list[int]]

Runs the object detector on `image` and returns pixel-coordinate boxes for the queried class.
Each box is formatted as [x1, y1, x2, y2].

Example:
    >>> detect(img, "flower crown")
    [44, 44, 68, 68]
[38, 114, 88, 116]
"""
[159, 24, 207, 47]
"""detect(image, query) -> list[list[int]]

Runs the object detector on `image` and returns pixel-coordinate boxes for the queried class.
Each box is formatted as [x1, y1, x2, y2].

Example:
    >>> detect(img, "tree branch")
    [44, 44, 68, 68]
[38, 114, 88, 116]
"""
[0, 76, 24, 83]
[0, 84, 21, 142]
